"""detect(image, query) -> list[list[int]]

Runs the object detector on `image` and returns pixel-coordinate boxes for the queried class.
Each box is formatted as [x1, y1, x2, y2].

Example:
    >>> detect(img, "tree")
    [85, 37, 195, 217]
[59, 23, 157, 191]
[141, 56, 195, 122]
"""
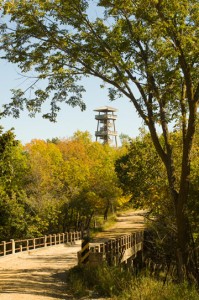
[188, 119, 199, 239]
[86, 141, 123, 220]
[0, 127, 30, 240]
[24, 139, 65, 233]
[57, 131, 122, 230]
[24, 139, 64, 197]
[115, 130, 167, 210]
[0, 0, 198, 281]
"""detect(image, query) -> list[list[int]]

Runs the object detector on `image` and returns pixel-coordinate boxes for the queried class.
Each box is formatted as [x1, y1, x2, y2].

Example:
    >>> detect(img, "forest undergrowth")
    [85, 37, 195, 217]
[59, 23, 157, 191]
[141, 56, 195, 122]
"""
[67, 263, 199, 300]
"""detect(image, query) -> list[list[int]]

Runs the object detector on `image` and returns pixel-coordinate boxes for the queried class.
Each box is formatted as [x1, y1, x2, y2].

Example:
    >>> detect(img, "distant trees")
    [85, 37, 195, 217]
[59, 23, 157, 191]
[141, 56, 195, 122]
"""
[0, 128, 123, 241]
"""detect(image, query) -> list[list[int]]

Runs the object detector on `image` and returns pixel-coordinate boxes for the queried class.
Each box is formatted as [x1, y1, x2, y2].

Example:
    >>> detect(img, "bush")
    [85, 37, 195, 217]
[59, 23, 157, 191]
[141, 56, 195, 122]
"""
[67, 263, 132, 298]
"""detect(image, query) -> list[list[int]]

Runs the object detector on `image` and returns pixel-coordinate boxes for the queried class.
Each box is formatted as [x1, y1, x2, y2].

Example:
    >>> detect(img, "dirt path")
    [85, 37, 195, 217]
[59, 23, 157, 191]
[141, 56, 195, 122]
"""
[92, 209, 147, 242]
[0, 242, 81, 300]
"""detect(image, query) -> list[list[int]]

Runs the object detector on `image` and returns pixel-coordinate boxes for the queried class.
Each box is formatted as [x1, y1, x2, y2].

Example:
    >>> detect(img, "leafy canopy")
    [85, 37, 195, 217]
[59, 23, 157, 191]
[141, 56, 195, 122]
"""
[0, 0, 198, 124]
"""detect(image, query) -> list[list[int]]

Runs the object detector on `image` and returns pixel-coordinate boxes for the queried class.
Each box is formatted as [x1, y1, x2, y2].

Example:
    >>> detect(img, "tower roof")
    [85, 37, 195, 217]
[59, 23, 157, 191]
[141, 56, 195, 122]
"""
[94, 106, 118, 112]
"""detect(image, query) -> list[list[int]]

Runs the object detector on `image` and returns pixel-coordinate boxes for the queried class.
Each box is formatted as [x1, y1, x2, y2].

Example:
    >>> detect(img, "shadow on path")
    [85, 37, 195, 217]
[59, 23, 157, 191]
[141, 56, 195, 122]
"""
[0, 243, 81, 300]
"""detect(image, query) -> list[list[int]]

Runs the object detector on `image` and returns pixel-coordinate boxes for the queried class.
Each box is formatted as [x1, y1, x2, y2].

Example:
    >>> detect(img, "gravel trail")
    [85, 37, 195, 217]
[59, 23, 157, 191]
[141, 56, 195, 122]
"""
[0, 242, 81, 300]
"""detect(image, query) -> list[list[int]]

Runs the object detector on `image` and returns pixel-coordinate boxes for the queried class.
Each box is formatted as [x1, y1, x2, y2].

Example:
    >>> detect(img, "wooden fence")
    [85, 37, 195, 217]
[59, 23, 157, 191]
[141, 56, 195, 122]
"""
[83, 231, 144, 266]
[0, 231, 82, 257]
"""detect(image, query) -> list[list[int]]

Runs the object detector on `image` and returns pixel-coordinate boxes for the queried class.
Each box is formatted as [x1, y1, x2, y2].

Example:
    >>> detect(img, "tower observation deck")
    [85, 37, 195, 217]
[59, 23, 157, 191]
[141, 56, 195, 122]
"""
[94, 106, 118, 147]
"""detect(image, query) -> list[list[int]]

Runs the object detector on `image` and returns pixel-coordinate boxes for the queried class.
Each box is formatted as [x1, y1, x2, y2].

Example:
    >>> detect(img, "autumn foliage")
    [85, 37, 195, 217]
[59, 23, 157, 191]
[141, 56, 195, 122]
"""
[0, 129, 125, 241]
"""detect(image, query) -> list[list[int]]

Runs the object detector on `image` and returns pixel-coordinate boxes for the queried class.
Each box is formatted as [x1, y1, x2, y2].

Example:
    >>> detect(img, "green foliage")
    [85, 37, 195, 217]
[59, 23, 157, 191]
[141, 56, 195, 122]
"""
[0, 0, 198, 125]
[115, 126, 199, 283]
[0, 127, 31, 240]
[0, 189, 26, 240]
[67, 264, 199, 299]
[115, 129, 168, 210]
[188, 124, 199, 239]
[0, 127, 24, 192]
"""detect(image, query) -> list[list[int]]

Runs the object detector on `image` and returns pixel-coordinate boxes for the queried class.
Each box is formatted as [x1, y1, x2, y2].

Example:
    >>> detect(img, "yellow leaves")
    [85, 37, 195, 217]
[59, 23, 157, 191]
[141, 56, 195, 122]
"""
[3, 1, 16, 14]
[24, 139, 64, 194]
[117, 195, 131, 206]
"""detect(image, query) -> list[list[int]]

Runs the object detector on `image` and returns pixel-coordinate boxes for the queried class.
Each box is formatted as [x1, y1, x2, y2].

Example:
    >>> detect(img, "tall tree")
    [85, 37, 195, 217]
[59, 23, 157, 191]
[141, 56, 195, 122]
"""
[0, 0, 198, 280]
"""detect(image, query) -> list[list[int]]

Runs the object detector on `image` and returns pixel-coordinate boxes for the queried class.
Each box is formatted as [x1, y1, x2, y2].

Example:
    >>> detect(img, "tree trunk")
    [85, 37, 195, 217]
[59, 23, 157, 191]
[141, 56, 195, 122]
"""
[175, 191, 199, 283]
[104, 204, 109, 221]
[148, 97, 198, 282]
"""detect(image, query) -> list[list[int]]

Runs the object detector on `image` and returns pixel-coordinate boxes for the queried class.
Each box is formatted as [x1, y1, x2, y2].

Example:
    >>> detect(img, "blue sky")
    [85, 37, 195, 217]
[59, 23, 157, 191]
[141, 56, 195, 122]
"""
[0, 59, 143, 146]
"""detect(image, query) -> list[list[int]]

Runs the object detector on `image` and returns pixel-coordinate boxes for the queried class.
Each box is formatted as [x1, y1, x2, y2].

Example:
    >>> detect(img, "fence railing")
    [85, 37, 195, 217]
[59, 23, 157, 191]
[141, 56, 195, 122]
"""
[0, 231, 82, 257]
[84, 231, 144, 266]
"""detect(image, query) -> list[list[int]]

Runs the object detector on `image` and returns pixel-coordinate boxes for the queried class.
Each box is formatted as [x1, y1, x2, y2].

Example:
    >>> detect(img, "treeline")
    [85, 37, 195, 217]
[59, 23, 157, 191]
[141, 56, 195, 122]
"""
[1, 125, 198, 260]
[0, 128, 127, 241]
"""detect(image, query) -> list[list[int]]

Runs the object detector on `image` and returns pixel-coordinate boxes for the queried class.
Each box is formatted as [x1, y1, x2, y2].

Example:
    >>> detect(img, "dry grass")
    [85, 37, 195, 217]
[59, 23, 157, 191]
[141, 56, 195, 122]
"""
[67, 264, 199, 300]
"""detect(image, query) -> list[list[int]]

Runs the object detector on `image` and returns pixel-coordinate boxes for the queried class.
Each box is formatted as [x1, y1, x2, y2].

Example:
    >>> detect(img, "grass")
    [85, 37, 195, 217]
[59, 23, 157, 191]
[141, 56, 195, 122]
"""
[90, 206, 140, 238]
[117, 277, 199, 300]
[67, 264, 199, 300]
[90, 213, 117, 239]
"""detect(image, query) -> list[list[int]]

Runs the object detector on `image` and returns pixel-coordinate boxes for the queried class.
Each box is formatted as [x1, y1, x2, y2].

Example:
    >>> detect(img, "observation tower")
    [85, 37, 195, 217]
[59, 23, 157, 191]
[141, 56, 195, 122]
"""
[94, 106, 118, 147]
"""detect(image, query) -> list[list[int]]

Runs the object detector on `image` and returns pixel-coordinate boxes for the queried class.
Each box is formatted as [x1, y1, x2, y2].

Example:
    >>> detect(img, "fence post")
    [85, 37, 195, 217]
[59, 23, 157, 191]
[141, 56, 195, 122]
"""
[130, 234, 133, 247]
[58, 234, 61, 244]
[49, 235, 52, 246]
[100, 243, 105, 253]
[66, 232, 68, 243]
[2, 241, 6, 256]
[10, 239, 15, 254]
[44, 235, 47, 247]
[54, 234, 57, 245]
[33, 238, 36, 249]
[116, 238, 120, 265]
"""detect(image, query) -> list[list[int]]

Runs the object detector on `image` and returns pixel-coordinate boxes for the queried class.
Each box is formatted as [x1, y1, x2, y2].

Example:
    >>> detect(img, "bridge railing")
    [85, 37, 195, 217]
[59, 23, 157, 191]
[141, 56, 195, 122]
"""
[80, 231, 144, 266]
[0, 231, 82, 257]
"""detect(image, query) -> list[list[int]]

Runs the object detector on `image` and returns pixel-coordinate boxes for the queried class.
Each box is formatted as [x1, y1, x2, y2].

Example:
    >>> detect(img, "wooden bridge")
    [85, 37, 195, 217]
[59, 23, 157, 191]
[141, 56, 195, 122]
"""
[79, 231, 144, 266]
[77, 210, 146, 267]
[0, 210, 146, 300]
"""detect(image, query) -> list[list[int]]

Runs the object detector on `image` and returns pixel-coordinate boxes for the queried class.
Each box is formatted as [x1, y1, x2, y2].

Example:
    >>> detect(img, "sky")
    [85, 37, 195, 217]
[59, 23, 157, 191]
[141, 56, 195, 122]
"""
[0, 59, 143, 146]
[0, 2, 144, 146]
